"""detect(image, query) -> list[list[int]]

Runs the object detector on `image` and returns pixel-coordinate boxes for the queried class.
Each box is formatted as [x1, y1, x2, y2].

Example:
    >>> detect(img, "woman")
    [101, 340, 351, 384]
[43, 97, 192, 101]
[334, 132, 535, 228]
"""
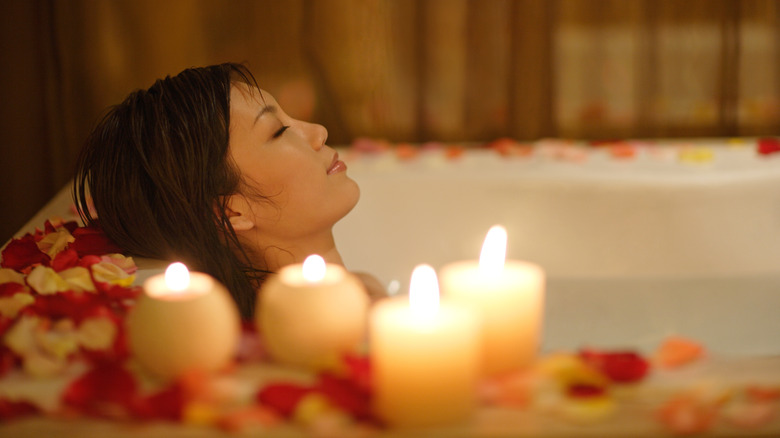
[73, 63, 381, 319]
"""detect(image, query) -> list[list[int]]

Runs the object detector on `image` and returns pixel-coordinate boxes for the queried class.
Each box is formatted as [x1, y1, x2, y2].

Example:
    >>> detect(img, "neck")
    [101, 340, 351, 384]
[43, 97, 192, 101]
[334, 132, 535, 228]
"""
[248, 229, 344, 272]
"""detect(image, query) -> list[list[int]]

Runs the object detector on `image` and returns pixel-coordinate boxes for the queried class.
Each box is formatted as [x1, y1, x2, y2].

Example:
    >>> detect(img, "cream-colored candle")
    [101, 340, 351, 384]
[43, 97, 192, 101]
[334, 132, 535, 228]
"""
[440, 225, 545, 376]
[127, 262, 241, 379]
[372, 264, 479, 428]
[257, 254, 368, 368]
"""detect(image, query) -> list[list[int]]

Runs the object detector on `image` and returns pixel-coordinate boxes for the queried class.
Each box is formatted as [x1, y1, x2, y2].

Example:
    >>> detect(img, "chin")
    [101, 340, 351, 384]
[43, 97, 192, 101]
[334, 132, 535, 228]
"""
[342, 179, 361, 215]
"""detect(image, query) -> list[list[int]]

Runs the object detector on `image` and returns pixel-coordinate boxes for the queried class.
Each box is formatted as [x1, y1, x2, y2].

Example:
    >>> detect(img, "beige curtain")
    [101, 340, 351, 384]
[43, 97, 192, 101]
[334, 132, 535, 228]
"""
[1, 0, 778, 241]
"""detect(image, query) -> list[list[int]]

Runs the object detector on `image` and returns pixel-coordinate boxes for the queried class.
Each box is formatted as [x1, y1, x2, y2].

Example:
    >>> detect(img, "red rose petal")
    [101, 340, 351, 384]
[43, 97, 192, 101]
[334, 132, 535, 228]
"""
[757, 137, 780, 156]
[62, 221, 79, 234]
[93, 281, 142, 300]
[77, 255, 103, 268]
[30, 291, 99, 320]
[317, 373, 373, 421]
[568, 383, 608, 399]
[1, 236, 50, 271]
[62, 362, 138, 417]
[131, 382, 186, 421]
[0, 344, 19, 378]
[579, 349, 650, 384]
[0, 398, 40, 421]
[50, 248, 80, 272]
[257, 383, 314, 418]
[0, 282, 26, 297]
[342, 353, 372, 394]
[70, 225, 123, 257]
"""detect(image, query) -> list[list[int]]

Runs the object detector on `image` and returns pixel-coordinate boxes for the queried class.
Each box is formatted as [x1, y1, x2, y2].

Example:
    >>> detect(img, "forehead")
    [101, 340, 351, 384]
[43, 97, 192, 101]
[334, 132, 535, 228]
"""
[231, 83, 282, 115]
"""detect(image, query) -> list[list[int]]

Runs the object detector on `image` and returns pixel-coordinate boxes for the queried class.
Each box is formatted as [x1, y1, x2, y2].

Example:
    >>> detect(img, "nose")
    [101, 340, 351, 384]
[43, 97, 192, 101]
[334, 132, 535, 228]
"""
[304, 122, 328, 151]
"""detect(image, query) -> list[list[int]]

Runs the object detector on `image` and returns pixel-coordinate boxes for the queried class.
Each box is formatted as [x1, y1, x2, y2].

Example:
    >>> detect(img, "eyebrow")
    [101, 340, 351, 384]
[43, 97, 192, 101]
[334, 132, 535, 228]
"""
[253, 105, 277, 126]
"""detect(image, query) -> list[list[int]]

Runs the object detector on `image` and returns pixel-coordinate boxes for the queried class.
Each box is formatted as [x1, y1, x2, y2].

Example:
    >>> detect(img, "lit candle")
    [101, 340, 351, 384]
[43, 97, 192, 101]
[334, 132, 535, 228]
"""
[371, 264, 479, 428]
[257, 254, 369, 368]
[127, 262, 241, 379]
[440, 225, 545, 376]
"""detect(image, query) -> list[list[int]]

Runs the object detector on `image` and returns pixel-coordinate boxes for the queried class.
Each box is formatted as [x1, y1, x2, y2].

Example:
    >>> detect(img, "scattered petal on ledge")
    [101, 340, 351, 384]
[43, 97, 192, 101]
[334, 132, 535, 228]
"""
[36, 229, 75, 259]
[26, 266, 71, 295]
[1, 236, 51, 271]
[655, 336, 706, 369]
[91, 262, 135, 288]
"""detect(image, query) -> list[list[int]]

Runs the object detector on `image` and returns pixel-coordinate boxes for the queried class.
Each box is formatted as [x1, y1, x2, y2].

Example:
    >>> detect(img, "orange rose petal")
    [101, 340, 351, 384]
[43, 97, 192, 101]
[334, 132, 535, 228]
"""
[655, 393, 718, 435]
[723, 398, 777, 429]
[655, 336, 706, 369]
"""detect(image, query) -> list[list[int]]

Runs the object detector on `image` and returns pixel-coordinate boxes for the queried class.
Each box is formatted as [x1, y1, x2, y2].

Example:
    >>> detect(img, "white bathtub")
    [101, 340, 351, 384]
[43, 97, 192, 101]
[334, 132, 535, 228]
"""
[12, 141, 780, 357]
[334, 142, 780, 356]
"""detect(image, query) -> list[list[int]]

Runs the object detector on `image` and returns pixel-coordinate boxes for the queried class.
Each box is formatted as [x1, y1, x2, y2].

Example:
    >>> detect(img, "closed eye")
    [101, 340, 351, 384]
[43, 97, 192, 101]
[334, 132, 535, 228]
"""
[273, 125, 289, 139]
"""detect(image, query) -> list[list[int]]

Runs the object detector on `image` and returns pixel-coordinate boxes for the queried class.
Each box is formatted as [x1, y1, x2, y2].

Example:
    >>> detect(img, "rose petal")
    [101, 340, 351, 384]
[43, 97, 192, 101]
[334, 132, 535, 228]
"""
[26, 265, 70, 295]
[0, 293, 35, 318]
[91, 262, 135, 287]
[62, 362, 138, 417]
[77, 315, 117, 351]
[216, 406, 280, 432]
[722, 397, 777, 429]
[317, 374, 372, 421]
[100, 254, 138, 275]
[30, 291, 103, 321]
[257, 383, 314, 418]
[655, 393, 718, 435]
[1, 236, 50, 271]
[59, 267, 96, 293]
[3, 315, 40, 356]
[0, 398, 40, 421]
[34, 319, 79, 360]
[0, 268, 26, 285]
[757, 137, 780, 156]
[0, 344, 17, 377]
[0, 282, 27, 298]
[131, 382, 186, 421]
[70, 225, 123, 257]
[341, 353, 372, 395]
[746, 385, 780, 402]
[567, 383, 608, 399]
[50, 248, 80, 272]
[36, 229, 75, 259]
[22, 351, 68, 378]
[579, 349, 650, 384]
[655, 336, 706, 369]
[77, 255, 103, 268]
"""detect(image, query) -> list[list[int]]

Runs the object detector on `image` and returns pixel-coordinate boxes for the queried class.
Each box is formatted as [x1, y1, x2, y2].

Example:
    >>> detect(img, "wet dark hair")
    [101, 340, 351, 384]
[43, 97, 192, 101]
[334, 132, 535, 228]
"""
[73, 63, 267, 319]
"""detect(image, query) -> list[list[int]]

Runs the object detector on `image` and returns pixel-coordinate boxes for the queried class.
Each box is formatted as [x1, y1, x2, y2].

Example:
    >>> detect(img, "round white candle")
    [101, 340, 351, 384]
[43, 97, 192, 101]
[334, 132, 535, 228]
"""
[127, 262, 241, 379]
[440, 225, 545, 376]
[371, 264, 479, 428]
[257, 254, 369, 368]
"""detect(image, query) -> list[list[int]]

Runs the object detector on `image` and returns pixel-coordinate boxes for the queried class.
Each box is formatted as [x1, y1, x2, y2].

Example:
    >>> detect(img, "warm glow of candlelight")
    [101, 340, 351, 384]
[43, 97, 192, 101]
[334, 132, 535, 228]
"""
[302, 254, 326, 282]
[479, 225, 507, 276]
[165, 262, 190, 292]
[409, 264, 439, 320]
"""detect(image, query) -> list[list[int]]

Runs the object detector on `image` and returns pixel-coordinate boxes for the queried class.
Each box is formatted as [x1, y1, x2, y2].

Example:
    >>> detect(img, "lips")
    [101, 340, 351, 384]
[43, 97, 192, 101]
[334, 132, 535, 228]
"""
[327, 152, 347, 175]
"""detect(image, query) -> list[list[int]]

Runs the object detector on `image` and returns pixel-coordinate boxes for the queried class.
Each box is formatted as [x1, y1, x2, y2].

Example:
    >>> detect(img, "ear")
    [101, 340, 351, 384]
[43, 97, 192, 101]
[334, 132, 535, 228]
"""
[223, 195, 256, 232]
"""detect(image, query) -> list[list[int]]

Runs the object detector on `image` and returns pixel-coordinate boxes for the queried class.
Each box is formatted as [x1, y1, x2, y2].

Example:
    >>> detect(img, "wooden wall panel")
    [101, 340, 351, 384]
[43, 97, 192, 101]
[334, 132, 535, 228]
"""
[2, 0, 779, 242]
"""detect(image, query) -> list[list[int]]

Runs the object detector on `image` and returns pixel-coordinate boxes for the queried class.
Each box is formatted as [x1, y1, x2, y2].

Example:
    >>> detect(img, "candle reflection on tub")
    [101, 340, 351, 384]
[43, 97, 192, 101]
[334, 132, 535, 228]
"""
[371, 264, 479, 427]
[440, 225, 545, 376]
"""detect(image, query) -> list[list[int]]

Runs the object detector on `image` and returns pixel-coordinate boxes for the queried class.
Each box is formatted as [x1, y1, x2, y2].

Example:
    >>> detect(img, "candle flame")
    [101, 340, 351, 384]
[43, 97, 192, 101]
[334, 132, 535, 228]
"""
[479, 225, 507, 276]
[409, 264, 439, 319]
[165, 262, 190, 292]
[302, 254, 326, 282]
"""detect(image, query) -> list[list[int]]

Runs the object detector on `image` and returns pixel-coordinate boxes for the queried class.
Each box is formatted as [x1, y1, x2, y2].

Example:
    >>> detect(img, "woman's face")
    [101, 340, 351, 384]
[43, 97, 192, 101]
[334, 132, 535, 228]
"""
[228, 83, 359, 240]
